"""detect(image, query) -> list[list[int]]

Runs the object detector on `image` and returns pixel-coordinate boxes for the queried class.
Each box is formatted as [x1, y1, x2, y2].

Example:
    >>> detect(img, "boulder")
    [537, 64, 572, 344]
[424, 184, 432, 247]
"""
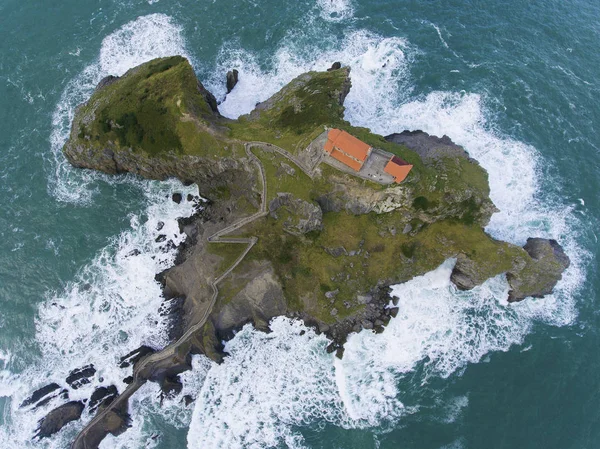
[226, 69, 239, 94]
[172, 192, 182, 203]
[35, 401, 84, 439]
[507, 238, 570, 302]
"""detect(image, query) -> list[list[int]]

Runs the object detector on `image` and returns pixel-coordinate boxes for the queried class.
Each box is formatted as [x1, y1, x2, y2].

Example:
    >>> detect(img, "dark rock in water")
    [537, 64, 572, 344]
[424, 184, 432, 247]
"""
[160, 375, 183, 397]
[66, 365, 96, 389]
[35, 401, 84, 439]
[96, 75, 119, 90]
[226, 69, 239, 94]
[71, 405, 131, 449]
[21, 383, 61, 408]
[507, 238, 571, 302]
[387, 307, 399, 318]
[156, 221, 165, 231]
[155, 234, 167, 243]
[327, 62, 342, 71]
[172, 193, 182, 204]
[183, 394, 194, 406]
[89, 385, 118, 413]
[187, 194, 194, 202]
[126, 249, 141, 258]
[123, 376, 133, 385]
[36, 389, 69, 409]
[119, 346, 155, 369]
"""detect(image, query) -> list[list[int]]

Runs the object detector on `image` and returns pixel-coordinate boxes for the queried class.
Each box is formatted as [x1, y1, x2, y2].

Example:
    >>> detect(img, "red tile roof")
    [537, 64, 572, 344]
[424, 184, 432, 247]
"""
[325, 129, 371, 162]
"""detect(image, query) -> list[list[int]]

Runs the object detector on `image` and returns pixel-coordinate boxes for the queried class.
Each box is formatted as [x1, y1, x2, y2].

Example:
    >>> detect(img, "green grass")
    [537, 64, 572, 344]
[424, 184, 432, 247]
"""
[228, 69, 350, 154]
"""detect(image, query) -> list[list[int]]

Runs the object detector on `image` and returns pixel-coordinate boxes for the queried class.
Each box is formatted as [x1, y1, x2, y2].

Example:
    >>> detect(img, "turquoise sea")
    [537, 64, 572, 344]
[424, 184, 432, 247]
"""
[0, 0, 599, 448]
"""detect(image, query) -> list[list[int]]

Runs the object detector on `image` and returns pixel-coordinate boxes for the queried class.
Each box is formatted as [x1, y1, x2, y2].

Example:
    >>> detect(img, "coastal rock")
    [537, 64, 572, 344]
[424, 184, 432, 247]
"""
[96, 75, 119, 90]
[269, 193, 323, 234]
[89, 385, 118, 413]
[66, 365, 96, 389]
[35, 401, 84, 439]
[226, 69, 239, 93]
[172, 192, 182, 204]
[327, 62, 342, 71]
[21, 383, 60, 408]
[119, 346, 155, 369]
[384, 130, 469, 162]
[507, 238, 570, 302]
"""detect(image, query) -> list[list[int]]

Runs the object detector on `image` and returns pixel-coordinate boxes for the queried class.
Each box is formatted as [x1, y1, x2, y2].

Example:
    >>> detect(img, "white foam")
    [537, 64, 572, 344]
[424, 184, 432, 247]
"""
[214, 30, 411, 120]
[1, 178, 198, 448]
[48, 13, 190, 204]
[187, 318, 348, 449]
[316, 0, 355, 22]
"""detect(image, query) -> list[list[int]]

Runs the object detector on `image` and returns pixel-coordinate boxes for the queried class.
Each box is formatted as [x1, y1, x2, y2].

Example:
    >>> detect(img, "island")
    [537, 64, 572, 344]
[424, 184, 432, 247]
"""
[24, 56, 569, 448]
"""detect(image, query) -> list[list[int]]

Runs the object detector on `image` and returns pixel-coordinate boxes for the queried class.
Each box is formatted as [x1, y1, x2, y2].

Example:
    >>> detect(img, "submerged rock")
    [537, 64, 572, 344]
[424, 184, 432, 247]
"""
[35, 401, 84, 439]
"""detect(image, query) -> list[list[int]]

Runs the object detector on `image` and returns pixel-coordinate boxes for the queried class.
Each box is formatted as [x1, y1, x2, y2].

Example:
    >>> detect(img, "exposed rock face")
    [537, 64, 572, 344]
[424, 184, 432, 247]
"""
[269, 193, 323, 234]
[226, 69, 239, 93]
[212, 260, 287, 337]
[507, 238, 570, 302]
[35, 401, 84, 439]
[385, 130, 470, 162]
[451, 238, 570, 301]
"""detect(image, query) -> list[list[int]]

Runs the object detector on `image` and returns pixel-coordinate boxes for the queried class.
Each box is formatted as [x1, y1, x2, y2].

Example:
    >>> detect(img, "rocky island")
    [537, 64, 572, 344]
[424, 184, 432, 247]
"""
[25, 56, 569, 447]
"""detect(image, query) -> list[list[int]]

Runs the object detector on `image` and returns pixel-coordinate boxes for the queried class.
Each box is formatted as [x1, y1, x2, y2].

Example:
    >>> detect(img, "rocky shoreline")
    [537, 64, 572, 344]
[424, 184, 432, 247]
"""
[23, 56, 571, 448]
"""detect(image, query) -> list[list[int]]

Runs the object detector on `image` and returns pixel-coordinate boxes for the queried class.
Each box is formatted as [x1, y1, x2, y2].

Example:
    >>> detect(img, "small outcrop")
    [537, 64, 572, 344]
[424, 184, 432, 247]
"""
[21, 383, 61, 408]
[327, 62, 342, 71]
[88, 385, 118, 413]
[66, 365, 96, 389]
[226, 69, 239, 93]
[269, 193, 323, 234]
[507, 238, 570, 302]
[119, 346, 155, 369]
[35, 401, 84, 439]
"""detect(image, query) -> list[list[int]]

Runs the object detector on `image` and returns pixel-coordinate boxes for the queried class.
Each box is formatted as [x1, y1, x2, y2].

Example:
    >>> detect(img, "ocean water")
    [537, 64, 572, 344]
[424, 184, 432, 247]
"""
[0, 1, 599, 448]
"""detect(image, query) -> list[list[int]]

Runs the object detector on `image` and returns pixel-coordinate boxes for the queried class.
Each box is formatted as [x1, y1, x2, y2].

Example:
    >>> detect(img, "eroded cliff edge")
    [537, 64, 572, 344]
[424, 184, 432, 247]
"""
[49, 56, 569, 447]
